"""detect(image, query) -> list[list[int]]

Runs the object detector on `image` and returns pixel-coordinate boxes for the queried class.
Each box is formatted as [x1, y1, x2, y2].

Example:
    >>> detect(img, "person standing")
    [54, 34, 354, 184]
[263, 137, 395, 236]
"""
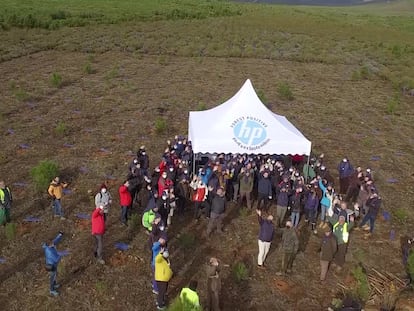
[328, 214, 354, 271]
[337, 158, 354, 195]
[119, 180, 132, 226]
[276, 221, 299, 275]
[276, 186, 289, 228]
[358, 192, 381, 238]
[154, 249, 173, 310]
[42, 231, 64, 296]
[48, 177, 68, 220]
[319, 224, 337, 282]
[256, 171, 272, 212]
[238, 166, 254, 209]
[206, 187, 226, 237]
[318, 178, 334, 227]
[91, 205, 105, 264]
[180, 280, 200, 309]
[190, 176, 209, 221]
[304, 188, 319, 234]
[289, 187, 303, 228]
[256, 209, 274, 268]
[94, 183, 112, 222]
[0, 181, 12, 224]
[206, 257, 221, 311]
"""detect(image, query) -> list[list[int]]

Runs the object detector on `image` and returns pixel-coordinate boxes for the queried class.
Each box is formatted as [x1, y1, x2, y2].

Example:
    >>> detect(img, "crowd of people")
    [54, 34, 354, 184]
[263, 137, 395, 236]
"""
[0, 134, 393, 309]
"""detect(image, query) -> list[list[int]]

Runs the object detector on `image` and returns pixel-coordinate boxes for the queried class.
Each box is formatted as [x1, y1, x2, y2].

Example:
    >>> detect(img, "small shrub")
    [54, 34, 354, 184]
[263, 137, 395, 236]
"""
[177, 232, 196, 250]
[128, 213, 140, 231]
[232, 261, 248, 283]
[50, 72, 63, 88]
[393, 208, 408, 223]
[106, 66, 119, 80]
[155, 117, 167, 134]
[30, 160, 59, 191]
[386, 95, 400, 115]
[407, 251, 414, 282]
[239, 207, 250, 217]
[277, 82, 294, 100]
[55, 121, 68, 136]
[351, 265, 370, 302]
[256, 89, 267, 104]
[84, 63, 94, 74]
[5, 223, 17, 240]
[95, 280, 107, 294]
[196, 102, 207, 111]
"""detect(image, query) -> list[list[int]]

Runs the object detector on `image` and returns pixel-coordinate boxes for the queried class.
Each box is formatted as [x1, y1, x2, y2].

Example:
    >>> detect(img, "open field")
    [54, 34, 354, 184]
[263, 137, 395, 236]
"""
[0, 0, 413, 310]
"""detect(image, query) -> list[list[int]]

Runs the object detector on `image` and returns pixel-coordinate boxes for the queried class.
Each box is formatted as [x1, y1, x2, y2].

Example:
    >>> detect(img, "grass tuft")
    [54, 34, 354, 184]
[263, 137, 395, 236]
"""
[55, 121, 68, 136]
[351, 265, 370, 302]
[232, 261, 248, 283]
[155, 117, 167, 135]
[50, 72, 63, 88]
[5, 223, 17, 240]
[128, 213, 140, 231]
[277, 82, 294, 100]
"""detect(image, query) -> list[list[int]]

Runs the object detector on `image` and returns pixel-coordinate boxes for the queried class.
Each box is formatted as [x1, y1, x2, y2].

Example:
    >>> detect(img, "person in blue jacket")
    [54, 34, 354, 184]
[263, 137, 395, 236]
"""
[42, 231, 64, 296]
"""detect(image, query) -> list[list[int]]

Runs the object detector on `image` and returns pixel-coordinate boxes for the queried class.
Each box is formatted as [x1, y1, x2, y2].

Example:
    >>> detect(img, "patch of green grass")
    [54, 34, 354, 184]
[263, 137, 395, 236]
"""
[50, 72, 63, 88]
[5, 223, 17, 240]
[393, 208, 408, 223]
[83, 62, 95, 74]
[386, 95, 400, 115]
[155, 117, 167, 135]
[239, 207, 250, 217]
[256, 89, 268, 105]
[128, 213, 140, 231]
[196, 102, 207, 111]
[55, 121, 68, 136]
[13, 88, 30, 101]
[167, 296, 203, 311]
[352, 65, 371, 80]
[95, 280, 107, 294]
[105, 66, 119, 80]
[277, 82, 294, 101]
[30, 160, 59, 192]
[351, 265, 370, 302]
[232, 261, 248, 283]
[408, 251, 414, 282]
[177, 232, 196, 250]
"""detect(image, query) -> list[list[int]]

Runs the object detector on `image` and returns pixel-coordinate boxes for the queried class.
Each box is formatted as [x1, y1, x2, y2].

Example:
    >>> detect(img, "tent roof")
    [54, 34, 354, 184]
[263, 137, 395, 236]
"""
[188, 79, 311, 155]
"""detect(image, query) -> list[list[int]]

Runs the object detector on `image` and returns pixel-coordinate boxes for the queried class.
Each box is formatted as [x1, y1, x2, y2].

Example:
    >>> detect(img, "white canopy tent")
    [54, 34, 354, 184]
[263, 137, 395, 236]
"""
[188, 79, 312, 156]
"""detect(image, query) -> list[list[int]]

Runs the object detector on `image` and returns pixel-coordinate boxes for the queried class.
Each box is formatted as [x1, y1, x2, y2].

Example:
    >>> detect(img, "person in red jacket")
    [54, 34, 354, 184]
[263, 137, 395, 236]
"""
[119, 180, 132, 226]
[158, 172, 173, 198]
[92, 205, 105, 264]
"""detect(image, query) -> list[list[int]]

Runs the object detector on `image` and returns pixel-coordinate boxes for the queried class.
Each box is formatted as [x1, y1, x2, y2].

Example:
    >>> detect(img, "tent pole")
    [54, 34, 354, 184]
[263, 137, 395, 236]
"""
[305, 154, 311, 183]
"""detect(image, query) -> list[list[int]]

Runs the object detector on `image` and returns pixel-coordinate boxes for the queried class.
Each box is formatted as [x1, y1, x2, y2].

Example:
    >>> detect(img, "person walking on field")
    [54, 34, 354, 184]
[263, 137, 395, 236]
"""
[119, 180, 132, 226]
[42, 231, 64, 296]
[206, 257, 221, 311]
[256, 209, 274, 268]
[0, 181, 12, 224]
[319, 224, 337, 282]
[91, 205, 105, 264]
[48, 177, 68, 220]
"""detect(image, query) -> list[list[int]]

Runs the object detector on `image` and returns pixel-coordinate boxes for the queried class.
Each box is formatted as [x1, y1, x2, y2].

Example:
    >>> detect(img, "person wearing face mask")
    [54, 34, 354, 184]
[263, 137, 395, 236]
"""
[94, 183, 112, 222]
[176, 175, 190, 215]
[157, 191, 171, 229]
[158, 171, 173, 198]
[337, 157, 354, 195]
[190, 176, 209, 221]
[136, 179, 153, 211]
[238, 166, 254, 209]
[137, 145, 150, 176]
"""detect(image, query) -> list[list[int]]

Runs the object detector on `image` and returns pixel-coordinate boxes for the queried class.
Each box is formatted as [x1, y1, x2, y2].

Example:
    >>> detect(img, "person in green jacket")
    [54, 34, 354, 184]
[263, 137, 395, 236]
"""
[142, 206, 159, 233]
[180, 280, 200, 310]
[328, 214, 354, 271]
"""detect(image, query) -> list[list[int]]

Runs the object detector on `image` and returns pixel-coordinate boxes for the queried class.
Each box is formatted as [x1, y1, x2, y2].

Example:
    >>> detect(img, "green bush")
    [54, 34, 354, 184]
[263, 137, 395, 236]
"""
[232, 261, 248, 283]
[393, 208, 408, 223]
[84, 62, 94, 74]
[277, 82, 294, 100]
[351, 265, 370, 302]
[177, 232, 196, 250]
[128, 213, 140, 231]
[50, 72, 63, 88]
[196, 102, 207, 111]
[30, 160, 59, 191]
[55, 121, 68, 136]
[5, 223, 17, 240]
[408, 251, 414, 282]
[155, 117, 167, 134]
[386, 95, 400, 115]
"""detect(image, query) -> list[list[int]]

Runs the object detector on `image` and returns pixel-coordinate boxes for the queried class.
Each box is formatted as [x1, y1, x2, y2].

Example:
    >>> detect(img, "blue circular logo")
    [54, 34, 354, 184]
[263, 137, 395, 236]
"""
[233, 119, 267, 146]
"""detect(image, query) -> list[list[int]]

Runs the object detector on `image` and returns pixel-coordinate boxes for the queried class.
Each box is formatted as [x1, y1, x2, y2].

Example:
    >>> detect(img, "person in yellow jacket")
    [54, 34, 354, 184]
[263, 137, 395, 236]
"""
[180, 280, 200, 310]
[154, 250, 173, 310]
[48, 177, 68, 219]
[0, 181, 12, 224]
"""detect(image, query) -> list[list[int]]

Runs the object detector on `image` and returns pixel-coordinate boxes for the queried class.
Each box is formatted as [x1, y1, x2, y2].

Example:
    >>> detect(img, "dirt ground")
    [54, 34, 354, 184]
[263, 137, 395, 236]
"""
[0, 49, 413, 310]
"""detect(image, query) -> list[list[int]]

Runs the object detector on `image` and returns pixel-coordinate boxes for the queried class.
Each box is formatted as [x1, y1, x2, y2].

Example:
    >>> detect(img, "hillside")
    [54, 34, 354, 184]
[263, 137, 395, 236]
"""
[0, 0, 413, 310]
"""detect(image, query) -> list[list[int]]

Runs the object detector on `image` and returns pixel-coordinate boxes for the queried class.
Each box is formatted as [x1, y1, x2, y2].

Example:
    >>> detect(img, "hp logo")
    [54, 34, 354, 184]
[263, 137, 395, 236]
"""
[233, 119, 267, 146]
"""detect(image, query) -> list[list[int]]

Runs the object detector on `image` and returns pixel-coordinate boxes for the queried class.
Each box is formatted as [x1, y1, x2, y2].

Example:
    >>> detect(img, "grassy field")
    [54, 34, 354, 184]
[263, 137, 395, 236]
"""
[0, 0, 413, 310]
